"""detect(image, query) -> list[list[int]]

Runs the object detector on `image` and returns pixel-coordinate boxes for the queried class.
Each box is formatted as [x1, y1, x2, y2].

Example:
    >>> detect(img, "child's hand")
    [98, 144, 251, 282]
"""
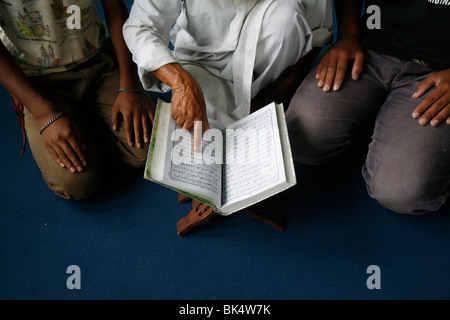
[412, 68, 450, 126]
[111, 91, 155, 148]
[316, 35, 365, 92]
[41, 116, 87, 173]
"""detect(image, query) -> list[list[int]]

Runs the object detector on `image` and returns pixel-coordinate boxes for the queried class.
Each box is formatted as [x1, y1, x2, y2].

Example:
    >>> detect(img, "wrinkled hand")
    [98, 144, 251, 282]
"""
[152, 63, 210, 152]
[171, 74, 210, 152]
[412, 68, 450, 127]
[171, 75, 210, 132]
[111, 91, 155, 148]
[42, 116, 87, 173]
[316, 35, 365, 92]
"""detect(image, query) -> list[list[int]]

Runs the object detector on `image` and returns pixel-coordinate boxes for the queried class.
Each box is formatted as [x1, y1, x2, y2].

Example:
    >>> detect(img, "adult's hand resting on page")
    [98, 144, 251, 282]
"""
[153, 63, 210, 151]
[316, 35, 365, 92]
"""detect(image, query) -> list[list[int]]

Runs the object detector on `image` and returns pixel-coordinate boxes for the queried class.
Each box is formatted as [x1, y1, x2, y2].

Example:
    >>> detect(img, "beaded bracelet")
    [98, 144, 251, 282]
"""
[39, 112, 65, 135]
[117, 88, 145, 94]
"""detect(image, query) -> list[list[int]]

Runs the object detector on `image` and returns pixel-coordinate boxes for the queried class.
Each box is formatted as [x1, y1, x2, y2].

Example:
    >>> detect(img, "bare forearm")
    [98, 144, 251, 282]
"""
[100, 0, 142, 89]
[316, 0, 366, 91]
[335, 0, 364, 39]
[152, 63, 193, 89]
[0, 43, 58, 126]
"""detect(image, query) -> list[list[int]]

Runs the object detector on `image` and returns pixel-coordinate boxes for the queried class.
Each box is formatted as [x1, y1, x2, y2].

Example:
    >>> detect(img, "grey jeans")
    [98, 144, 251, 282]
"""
[286, 50, 450, 215]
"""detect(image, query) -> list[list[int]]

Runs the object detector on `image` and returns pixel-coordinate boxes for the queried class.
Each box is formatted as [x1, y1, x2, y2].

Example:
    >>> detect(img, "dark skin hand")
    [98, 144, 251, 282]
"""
[316, 34, 365, 92]
[316, 0, 364, 93]
[412, 68, 450, 126]
[41, 116, 87, 173]
[101, 0, 154, 148]
[317, 0, 449, 126]
[319, 37, 450, 127]
[0, 42, 87, 173]
[111, 91, 154, 149]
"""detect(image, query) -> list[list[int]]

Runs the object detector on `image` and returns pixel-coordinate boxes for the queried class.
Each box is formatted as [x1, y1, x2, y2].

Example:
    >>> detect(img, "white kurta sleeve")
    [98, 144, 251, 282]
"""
[302, 0, 334, 47]
[123, 0, 182, 91]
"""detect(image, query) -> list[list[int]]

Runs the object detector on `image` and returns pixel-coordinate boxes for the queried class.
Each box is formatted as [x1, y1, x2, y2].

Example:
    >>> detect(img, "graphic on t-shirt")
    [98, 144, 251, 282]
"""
[51, 0, 91, 21]
[51, 0, 98, 49]
[15, 7, 51, 38]
[37, 43, 60, 67]
[81, 36, 97, 57]
[0, 0, 107, 75]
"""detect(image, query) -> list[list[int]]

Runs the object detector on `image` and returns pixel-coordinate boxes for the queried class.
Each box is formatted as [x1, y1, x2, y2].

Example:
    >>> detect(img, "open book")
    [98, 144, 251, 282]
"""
[144, 100, 296, 215]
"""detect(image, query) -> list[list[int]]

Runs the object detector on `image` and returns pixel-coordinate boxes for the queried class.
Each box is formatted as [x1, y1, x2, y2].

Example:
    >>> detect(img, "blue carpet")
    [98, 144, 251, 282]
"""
[0, 1, 449, 301]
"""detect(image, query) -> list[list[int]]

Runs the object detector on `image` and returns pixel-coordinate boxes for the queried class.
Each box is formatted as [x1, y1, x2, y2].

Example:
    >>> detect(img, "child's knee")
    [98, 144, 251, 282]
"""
[44, 169, 102, 200]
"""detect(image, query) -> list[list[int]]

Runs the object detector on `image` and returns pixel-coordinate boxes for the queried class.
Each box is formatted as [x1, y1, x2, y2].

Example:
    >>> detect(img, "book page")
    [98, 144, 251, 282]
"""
[221, 103, 286, 212]
[162, 117, 224, 208]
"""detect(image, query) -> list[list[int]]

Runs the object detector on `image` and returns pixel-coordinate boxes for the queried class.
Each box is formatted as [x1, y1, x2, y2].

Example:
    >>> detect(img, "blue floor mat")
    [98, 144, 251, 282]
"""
[1, 83, 449, 300]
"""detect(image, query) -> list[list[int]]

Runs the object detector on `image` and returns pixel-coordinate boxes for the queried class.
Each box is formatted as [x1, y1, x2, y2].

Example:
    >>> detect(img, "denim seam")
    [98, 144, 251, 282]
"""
[388, 61, 412, 90]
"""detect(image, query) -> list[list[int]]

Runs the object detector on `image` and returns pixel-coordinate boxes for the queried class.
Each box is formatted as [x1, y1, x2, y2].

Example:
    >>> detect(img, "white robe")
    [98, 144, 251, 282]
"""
[124, 0, 333, 127]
